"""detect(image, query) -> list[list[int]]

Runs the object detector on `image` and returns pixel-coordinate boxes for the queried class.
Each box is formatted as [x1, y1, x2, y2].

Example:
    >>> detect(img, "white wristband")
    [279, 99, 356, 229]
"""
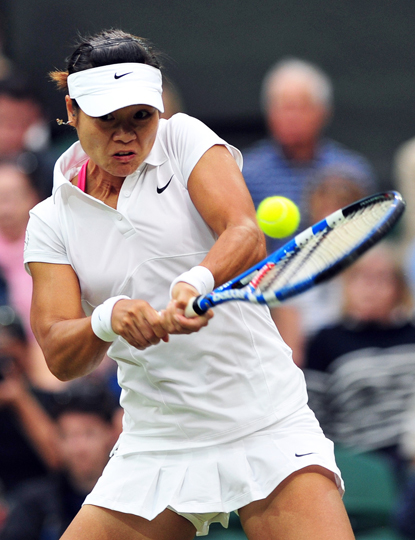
[169, 266, 215, 299]
[91, 295, 131, 342]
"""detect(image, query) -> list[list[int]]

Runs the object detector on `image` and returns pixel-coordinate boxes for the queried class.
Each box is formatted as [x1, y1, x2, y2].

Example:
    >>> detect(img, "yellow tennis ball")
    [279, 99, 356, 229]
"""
[256, 196, 301, 238]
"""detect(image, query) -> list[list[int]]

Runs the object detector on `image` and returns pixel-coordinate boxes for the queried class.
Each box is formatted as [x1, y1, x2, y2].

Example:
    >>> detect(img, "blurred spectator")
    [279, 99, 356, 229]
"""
[393, 137, 415, 250]
[0, 75, 55, 200]
[0, 17, 14, 82]
[304, 164, 369, 223]
[0, 162, 59, 389]
[0, 162, 38, 335]
[81, 356, 123, 433]
[400, 155, 415, 298]
[271, 164, 367, 366]
[403, 240, 415, 303]
[0, 308, 61, 502]
[304, 243, 415, 471]
[242, 57, 377, 253]
[0, 379, 120, 540]
[0, 77, 48, 157]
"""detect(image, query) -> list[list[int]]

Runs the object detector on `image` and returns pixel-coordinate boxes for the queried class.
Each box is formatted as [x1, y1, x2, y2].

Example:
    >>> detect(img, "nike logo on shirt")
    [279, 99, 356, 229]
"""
[295, 452, 316, 457]
[157, 175, 174, 194]
[114, 72, 132, 79]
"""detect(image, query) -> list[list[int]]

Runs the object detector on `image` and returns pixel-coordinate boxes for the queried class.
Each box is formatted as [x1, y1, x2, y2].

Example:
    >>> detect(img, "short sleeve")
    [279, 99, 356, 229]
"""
[24, 200, 70, 275]
[163, 113, 242, 186]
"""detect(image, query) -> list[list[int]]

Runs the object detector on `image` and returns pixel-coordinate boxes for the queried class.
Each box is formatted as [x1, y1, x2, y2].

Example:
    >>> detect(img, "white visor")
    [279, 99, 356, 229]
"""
[67, 63, 164, 117]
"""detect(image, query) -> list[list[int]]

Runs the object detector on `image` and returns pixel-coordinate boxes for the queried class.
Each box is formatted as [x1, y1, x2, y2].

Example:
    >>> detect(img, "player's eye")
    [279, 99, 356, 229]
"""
[98, 113, 114, 122]
[134, 109, 151, 120]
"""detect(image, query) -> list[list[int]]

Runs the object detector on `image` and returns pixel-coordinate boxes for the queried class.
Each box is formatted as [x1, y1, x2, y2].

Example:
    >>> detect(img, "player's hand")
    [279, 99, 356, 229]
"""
[111, 299, 169, 350]
[160, 282, 214, 335]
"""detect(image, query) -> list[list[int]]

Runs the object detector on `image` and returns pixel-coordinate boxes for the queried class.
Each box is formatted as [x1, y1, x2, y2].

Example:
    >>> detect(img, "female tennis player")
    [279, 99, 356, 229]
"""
[24, 29, 355, 540]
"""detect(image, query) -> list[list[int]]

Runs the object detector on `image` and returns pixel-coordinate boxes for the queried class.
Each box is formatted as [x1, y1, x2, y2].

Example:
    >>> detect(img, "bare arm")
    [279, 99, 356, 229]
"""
[29, 262, 110, 381]
[189, 144, 266, 285]
[29, 262, 173, 380]
[162, 144, 266, 332]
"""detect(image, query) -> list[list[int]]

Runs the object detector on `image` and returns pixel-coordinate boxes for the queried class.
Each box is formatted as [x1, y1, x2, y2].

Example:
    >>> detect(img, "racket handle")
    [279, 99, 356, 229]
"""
[185, 296, 206, 318]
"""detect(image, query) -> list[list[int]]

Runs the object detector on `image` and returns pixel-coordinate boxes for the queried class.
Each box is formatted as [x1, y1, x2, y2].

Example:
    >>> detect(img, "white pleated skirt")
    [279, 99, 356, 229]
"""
[84, 405, 343, 536]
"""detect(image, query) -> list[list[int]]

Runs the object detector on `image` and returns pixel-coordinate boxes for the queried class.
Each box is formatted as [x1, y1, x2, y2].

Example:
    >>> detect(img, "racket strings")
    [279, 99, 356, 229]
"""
[255, 200, 391, 302]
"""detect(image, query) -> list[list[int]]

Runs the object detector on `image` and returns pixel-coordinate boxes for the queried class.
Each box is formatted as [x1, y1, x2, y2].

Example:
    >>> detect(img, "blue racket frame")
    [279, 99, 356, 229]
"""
[187, 191, 405, 316]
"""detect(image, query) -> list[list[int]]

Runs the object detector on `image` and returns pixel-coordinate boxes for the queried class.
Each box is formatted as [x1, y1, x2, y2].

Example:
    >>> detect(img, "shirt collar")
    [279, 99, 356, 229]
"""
[52, 141, 88, 198]
[142, 119, 168, 167]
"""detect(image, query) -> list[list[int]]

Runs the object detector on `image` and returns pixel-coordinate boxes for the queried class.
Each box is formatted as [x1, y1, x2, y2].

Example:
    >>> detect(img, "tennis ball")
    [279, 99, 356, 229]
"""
[256, 196, 301, 238]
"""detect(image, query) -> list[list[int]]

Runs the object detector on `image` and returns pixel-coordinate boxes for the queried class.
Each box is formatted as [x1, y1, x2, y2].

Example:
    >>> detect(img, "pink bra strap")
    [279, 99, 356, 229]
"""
[77, 160, 89, 192]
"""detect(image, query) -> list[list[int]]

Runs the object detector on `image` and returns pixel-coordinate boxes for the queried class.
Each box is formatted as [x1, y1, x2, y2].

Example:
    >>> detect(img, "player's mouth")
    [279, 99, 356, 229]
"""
[113, 151, 136, 162]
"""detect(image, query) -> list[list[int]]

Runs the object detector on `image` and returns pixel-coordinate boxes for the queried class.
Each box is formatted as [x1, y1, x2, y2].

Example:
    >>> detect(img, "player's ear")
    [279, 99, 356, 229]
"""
[65, 95, 77, 126]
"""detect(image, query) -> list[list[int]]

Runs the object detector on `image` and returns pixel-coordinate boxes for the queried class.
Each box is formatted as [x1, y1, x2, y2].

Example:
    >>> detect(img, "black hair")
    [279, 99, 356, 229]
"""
[50, 29, 163, 111]
[53, 378, 119, 424]
[67, 29, 162, 75]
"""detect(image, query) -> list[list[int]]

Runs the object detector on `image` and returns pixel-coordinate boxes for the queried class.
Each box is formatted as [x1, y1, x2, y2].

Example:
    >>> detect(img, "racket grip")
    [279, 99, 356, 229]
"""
[185, 296, 206, 318]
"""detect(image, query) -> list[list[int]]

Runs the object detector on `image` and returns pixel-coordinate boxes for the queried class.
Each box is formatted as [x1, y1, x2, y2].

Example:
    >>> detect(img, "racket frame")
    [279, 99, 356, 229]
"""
[186, 191, 405, 316]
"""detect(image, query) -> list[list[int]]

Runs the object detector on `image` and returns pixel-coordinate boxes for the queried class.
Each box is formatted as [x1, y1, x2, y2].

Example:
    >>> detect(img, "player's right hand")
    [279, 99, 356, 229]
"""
[111, 299, 169, 350]
[159, 282, 214, 335]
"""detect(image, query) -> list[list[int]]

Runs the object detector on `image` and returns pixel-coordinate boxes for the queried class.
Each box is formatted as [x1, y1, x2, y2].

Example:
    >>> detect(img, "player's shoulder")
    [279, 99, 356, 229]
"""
[158, 113, 225, 154]
[28, 195, 60, 228]
[159, 112, 210, 136]
[30, 195, 55, 216]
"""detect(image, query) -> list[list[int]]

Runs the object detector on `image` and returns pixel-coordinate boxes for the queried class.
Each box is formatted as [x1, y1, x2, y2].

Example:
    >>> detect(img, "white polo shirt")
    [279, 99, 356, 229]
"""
[24, 113, 307, 452]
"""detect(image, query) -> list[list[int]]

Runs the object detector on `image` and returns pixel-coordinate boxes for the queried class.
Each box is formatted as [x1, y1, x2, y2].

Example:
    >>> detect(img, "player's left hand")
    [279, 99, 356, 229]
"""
[160, 282, 213, 334]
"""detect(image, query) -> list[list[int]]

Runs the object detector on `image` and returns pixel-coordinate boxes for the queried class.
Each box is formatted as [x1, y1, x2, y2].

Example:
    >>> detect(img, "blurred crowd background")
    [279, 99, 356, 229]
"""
[2, 1, 415, 539]
[4, 0, 415, 188]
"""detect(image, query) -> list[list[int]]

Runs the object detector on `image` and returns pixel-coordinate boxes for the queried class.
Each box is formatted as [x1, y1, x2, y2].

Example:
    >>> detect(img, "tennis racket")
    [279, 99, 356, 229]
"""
[185, 191, 405, 317]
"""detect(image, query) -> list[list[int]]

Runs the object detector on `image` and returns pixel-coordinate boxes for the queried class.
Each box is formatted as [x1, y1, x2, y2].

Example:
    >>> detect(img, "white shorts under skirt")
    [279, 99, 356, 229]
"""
[84, 404, 343, 536]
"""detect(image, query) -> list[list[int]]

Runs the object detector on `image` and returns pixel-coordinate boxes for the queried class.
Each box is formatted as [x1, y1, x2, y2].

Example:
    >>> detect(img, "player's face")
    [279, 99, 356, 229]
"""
[66, 97, 159, 181]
